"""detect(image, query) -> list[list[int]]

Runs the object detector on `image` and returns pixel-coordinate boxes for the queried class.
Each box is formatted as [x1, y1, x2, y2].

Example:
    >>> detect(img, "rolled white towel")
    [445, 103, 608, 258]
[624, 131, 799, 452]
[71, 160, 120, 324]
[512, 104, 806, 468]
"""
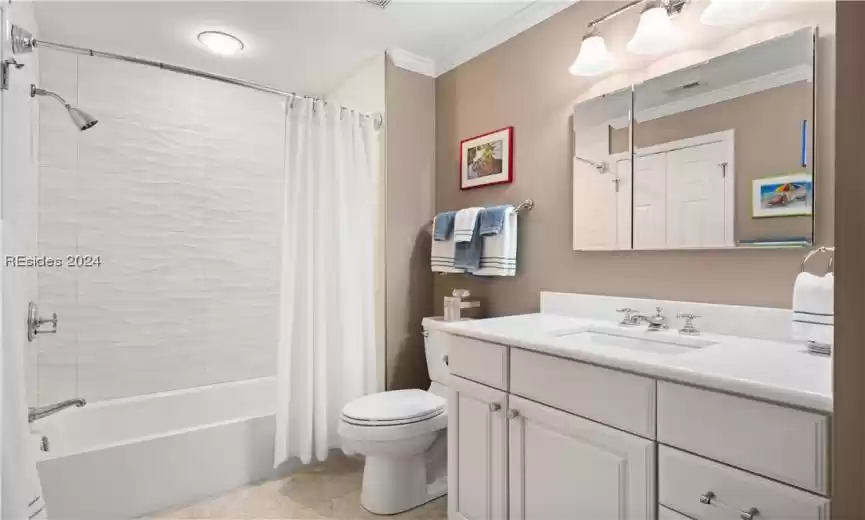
[792, 272, 833, 346]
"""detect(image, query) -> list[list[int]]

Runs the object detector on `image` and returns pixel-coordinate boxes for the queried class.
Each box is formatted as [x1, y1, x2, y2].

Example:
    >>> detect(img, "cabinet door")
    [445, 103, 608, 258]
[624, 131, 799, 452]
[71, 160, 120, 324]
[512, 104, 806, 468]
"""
[448, 375, 508, 520]
[508, 395, 655, 520]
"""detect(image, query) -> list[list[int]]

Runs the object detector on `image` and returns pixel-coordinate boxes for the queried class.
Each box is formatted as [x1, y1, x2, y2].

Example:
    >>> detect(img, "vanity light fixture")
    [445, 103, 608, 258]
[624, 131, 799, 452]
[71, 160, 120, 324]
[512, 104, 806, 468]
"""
[569, 30, 615, 77]
[700, 0, 768, 27]
[197, 31, 244, 56]
[627, 0, 681, 55]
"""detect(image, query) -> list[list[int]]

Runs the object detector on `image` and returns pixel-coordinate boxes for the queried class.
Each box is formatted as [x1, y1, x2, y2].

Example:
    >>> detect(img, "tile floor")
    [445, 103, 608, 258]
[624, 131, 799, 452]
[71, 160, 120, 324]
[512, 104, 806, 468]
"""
[145, 455, 447, 520]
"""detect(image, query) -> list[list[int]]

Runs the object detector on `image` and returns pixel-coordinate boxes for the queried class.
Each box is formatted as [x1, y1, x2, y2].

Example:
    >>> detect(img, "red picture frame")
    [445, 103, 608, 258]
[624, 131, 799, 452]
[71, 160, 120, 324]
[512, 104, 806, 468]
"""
[460, 126, 514, 190]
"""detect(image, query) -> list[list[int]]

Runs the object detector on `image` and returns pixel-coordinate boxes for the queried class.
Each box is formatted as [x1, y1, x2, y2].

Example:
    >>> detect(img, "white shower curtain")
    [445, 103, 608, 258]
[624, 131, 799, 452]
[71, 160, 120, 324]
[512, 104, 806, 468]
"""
[274, 99, 378, 466]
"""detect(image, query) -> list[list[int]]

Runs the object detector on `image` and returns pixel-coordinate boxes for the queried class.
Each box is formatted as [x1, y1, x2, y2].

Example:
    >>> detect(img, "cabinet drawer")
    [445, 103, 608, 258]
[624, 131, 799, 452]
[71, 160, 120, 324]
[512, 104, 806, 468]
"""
[659, 446, 830, 520]
[446, 334, 508, 390]
[657, 382, 829, 494]
[510, 348, 656, 438]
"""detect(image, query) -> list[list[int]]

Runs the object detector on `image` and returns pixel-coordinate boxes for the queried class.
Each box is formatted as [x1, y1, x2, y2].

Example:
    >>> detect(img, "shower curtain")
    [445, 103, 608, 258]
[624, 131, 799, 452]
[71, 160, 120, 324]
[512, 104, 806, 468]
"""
[274, 99, 378, 466]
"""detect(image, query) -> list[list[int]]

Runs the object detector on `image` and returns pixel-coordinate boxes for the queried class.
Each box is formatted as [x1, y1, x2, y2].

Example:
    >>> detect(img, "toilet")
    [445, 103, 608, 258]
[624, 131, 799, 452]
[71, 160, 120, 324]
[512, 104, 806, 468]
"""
[338, 319, 448, 515]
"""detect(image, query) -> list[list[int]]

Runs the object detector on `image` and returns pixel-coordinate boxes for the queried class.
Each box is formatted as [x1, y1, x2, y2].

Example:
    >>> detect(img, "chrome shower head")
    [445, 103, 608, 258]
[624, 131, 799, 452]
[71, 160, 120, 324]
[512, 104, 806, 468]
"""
[31, 84, 98, 131]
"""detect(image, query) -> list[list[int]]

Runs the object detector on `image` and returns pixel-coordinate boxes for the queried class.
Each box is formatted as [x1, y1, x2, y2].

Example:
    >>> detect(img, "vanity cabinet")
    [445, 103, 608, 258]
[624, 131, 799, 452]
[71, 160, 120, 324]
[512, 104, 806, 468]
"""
[444, 331, 831, 520]
[447, 374, 508, 520]
[508, 395, 654, 520]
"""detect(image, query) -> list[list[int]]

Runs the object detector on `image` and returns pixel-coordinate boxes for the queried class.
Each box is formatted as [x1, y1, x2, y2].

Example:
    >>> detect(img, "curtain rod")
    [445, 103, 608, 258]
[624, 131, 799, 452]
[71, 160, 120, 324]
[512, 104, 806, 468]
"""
[16, 31, 383, 129]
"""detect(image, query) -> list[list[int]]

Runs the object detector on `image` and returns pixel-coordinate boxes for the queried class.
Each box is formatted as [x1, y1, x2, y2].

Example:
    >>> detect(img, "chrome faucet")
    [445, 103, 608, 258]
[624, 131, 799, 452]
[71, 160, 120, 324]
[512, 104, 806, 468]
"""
[444, 289, 480, 321]
[637, 307, 669, 331]
[29, 398, 86, 423]
[617, 306, 668, 331]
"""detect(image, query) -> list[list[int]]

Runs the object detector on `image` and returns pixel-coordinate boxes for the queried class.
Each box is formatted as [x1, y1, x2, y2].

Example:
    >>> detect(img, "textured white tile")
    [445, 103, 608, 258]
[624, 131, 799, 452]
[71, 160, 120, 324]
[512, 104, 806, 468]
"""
[38, 55, 285, 400]
[37, 349, 79, 405]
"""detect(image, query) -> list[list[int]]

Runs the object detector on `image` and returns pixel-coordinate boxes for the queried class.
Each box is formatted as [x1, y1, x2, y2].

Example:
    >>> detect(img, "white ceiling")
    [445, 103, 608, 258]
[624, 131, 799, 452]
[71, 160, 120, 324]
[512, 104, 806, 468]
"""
[33, 0, 575, 96]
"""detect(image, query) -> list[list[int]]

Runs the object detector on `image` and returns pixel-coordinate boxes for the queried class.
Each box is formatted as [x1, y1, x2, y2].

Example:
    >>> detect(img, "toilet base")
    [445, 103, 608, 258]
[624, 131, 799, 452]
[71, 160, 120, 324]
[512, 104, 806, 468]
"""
[358, 432, 447, 515]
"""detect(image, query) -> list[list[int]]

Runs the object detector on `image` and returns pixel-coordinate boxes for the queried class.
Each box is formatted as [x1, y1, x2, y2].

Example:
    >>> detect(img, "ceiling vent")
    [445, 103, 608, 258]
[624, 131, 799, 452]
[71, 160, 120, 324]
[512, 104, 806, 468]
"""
[365, 0, 392, 8]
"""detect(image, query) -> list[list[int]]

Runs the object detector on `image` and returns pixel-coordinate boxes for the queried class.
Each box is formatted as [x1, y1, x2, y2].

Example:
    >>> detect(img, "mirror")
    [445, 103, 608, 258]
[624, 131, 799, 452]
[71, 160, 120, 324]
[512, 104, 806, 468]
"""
[573, 28, 816, 251]
[572, 87, 632, 250]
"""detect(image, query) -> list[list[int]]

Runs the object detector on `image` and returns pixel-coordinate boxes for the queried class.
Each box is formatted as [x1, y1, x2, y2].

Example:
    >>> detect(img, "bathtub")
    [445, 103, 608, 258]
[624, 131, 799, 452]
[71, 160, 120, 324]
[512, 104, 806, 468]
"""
[33, 376, 279, 520]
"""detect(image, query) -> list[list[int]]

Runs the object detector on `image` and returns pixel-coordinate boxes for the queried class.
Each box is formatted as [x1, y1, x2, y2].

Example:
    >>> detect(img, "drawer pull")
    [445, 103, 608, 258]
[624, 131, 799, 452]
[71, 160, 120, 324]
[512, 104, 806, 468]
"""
[442, 355, 449, 366]
[698, 491, 760, 520]
[740, 508, 760, 520]
[508, 409, 521, 419]
[489, 403, 502, 412]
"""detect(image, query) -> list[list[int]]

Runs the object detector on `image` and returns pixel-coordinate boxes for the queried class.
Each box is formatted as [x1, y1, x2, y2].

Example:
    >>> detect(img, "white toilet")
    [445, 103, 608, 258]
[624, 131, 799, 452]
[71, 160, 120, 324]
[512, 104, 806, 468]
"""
[338, 319, 448, 515]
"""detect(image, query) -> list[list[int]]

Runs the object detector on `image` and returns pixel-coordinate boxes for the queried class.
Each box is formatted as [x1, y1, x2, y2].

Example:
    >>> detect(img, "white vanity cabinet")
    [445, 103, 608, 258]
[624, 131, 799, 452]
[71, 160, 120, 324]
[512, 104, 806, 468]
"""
[442, 328, 832, 520]
[508, 395, 654, 520]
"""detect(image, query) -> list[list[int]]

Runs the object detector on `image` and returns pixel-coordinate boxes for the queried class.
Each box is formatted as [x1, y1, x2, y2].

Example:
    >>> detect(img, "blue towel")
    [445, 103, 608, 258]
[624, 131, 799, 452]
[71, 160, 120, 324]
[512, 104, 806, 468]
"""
[478, 205, 513, 237]
[454, 216, 483, 270]
[433, 211, 456, 241]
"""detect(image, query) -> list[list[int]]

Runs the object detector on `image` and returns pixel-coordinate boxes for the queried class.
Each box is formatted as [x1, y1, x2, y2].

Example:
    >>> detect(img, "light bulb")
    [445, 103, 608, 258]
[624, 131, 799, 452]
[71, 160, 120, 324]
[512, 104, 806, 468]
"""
[627, 5, 680, 56]
[197, 31, 245, 56]
[569, 33, 615, 77]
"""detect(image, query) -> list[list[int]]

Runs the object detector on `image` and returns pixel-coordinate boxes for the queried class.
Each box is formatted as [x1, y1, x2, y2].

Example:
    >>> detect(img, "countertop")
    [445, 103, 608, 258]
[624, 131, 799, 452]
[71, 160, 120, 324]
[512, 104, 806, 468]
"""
[423, 313, 832, 413]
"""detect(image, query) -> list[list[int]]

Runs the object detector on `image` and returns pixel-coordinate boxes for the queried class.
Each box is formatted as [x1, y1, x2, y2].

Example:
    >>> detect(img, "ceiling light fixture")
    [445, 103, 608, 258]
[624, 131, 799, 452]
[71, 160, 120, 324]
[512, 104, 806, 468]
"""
[197, 31, 244, 56]
[569, 30, 615, 77]
[700, 0, 768, 27]
[627, 0, 681, 55]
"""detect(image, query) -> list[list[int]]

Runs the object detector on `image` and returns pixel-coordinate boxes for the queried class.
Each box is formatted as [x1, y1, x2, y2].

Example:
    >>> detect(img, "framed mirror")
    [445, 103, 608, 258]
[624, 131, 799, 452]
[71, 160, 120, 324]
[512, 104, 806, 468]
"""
[573, 27, 817, 251]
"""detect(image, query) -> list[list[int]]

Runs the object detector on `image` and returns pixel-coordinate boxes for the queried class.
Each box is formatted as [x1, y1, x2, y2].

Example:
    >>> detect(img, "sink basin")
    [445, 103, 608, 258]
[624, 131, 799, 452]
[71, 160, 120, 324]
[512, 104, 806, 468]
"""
[552, 326, 718, 355]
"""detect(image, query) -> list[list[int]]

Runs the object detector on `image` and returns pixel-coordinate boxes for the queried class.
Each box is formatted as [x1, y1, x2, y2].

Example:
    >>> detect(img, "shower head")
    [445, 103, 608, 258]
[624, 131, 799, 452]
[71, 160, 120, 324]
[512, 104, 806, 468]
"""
[31, 84, 98, 131]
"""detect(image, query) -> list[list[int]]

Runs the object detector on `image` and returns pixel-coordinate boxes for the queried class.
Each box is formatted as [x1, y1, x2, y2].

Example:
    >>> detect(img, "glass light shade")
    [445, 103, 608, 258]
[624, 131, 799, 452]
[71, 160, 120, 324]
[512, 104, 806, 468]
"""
[569, 35, 615, 77]
[701, 0, 768, 26]
[197, 31, 245, 56]
[627, 6, 679, 55]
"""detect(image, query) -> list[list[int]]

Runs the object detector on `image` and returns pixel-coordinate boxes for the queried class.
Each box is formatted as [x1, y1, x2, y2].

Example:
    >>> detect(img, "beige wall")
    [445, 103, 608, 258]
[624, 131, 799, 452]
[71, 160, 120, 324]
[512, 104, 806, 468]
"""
[832, 2, 865, 518]
[611, 81, 814, 243]
[435, 0, 834, 316]
[385, 58, 435, 389]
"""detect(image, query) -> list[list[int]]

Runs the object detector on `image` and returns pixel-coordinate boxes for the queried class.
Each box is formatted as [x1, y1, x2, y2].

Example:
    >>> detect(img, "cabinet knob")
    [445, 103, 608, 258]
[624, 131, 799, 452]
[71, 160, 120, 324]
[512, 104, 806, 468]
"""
[699, 491, 715, 505]
[489, 403, 501, 412]
[507, 409, 520, 419]
[740, 508, 760, 520]
[442, 355, 449, 366]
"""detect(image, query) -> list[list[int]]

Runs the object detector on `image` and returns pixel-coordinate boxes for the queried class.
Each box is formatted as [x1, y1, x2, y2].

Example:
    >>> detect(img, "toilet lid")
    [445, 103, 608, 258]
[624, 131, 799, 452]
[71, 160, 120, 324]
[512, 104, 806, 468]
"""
[341, 390, 446, 425]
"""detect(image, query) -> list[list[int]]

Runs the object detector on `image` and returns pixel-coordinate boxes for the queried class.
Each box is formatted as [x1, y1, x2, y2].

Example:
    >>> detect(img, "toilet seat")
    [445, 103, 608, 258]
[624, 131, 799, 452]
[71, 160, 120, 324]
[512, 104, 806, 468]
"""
[341, 389, 445, 426]
[339, 390, 448, 443]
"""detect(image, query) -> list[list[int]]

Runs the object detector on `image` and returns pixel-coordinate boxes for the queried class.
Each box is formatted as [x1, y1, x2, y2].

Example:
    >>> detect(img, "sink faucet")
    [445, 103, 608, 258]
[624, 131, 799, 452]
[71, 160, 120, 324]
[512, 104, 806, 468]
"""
[29, 398, 86, 423]
[638, 307, 669, 331]
[444, 289, 480, 321]
[617, 306, 668, 331]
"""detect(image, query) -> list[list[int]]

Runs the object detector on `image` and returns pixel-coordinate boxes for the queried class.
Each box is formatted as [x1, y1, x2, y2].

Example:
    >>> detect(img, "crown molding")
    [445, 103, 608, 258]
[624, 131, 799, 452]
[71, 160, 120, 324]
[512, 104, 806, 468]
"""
[387, 48, 437, 78]
[434, 0, 579, 76]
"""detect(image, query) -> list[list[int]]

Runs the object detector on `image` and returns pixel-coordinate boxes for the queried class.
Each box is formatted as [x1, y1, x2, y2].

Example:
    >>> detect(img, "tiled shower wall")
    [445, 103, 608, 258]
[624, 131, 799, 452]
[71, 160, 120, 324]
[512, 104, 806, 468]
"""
[35, 52, 285, 404]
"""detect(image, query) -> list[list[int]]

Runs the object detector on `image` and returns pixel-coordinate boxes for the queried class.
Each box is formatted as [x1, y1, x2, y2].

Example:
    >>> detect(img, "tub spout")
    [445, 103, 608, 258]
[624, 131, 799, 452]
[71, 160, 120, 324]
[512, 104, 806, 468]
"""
[28, 398, 86, 423]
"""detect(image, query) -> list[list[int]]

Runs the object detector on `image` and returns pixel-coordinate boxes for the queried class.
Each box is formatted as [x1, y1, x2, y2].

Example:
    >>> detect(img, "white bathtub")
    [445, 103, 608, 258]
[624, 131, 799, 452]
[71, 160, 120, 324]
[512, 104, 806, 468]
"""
[33, 377, 280, 520]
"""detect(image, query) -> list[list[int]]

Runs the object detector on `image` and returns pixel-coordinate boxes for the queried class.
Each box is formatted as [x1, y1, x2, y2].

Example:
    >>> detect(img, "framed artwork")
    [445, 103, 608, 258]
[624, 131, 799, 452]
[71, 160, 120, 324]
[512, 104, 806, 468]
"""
[752, 173, 814, 218]
[460, 126, 514, 190]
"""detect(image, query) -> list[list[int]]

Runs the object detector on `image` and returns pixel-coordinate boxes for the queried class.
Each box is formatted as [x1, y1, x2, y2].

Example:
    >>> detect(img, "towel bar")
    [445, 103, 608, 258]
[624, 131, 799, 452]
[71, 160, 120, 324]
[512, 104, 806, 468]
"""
[427, 199, 535, 229]
[800, 246, 834, 275]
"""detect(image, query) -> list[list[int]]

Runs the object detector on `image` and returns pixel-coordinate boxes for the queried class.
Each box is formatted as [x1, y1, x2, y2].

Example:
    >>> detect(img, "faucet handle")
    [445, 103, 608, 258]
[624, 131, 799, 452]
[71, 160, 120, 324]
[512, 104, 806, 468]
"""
[677, 313, 701, 336]
[654, 306, 665, 317]
[617, 308, 640, 326]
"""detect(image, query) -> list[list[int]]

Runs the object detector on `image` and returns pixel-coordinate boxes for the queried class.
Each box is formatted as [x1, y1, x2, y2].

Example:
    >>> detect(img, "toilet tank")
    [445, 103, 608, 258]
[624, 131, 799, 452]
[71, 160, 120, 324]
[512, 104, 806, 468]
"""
[422, 317, 449, 386]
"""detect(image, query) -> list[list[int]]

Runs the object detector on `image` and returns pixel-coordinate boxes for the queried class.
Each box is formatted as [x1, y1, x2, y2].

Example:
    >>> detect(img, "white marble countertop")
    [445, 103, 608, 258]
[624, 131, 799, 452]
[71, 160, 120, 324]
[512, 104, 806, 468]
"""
[423, 313, 832, 413]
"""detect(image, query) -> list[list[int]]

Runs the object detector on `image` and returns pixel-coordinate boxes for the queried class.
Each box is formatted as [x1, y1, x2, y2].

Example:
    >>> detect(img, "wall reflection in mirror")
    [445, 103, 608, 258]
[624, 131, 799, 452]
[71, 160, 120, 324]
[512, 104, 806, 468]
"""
[573, 27, 816, 251]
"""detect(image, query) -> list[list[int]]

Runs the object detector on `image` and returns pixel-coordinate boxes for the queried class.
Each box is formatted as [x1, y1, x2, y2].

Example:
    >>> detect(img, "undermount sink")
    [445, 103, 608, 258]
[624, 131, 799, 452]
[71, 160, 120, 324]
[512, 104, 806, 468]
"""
[551, 325, 718, 355]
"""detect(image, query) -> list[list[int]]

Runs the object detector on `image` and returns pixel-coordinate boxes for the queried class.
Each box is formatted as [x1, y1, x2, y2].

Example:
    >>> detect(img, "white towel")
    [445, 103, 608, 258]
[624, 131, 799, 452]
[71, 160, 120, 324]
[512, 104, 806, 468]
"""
[453, 207, 482, 243]
[792, 272, 834, 346]
[431, 234, 465, 273]
[2, 306, 48, 519]
[471, 207, 517, 277]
